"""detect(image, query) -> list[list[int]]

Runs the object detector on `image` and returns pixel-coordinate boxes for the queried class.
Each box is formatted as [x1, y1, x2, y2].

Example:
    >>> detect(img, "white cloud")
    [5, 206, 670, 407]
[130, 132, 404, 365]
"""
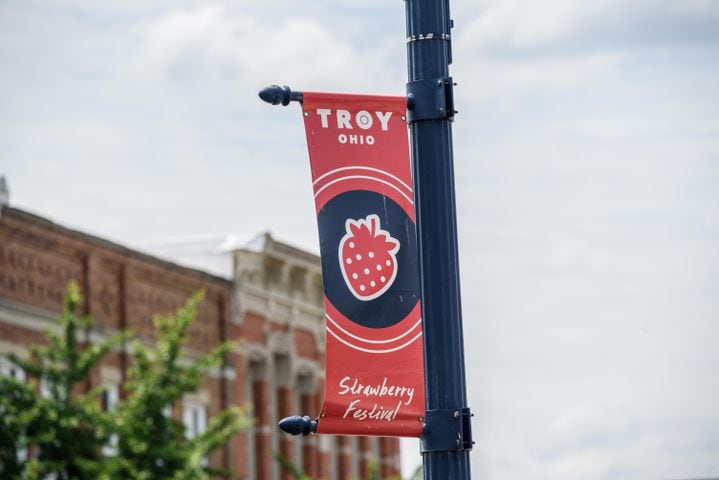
[458, 0, 719, 56]
[454, 52, 625, 99]
[125, 4, 404, 92]
[1, 2, 718, 479]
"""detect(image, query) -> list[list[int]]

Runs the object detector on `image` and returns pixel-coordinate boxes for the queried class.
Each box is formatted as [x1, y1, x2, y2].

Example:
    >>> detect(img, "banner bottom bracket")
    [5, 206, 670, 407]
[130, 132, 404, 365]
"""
[421, 407, 474, 453]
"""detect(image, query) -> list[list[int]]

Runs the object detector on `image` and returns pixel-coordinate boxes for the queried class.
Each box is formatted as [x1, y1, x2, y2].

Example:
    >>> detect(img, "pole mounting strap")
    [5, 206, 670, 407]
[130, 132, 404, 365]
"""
[406, 33, 451, 43]
[406, 77, 456, 123]
[420, 407, 474, 453]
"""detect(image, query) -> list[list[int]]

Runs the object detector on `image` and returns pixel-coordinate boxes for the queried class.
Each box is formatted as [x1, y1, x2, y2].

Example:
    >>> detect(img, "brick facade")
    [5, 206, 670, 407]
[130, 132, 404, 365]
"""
[0, 207, 401, 479]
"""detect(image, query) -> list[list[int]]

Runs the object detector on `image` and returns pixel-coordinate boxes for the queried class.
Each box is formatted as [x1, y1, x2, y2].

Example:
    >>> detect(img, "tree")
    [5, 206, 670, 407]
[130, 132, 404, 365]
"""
[0, 373, 42, 478]
[0, 283, 250, 480]
[273, 451, 312, 480]
[108, 290, 251, 479]
[0, 281, 127, 479]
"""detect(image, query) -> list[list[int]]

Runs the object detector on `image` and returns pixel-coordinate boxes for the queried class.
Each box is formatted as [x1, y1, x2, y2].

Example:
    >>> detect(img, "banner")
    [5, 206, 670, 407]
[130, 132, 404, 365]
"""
[301, 92, 424, 437]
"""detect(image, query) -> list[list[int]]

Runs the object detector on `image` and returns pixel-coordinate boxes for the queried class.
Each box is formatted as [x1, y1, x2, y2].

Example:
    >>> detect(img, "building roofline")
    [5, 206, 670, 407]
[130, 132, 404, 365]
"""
[1, 206, 232, 287]
[239, 231, 320, 265]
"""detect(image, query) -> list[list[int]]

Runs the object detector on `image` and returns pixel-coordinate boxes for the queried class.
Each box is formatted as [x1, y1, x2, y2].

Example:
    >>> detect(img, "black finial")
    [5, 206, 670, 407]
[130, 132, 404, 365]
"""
[278, 415, 318, 436]
[258, 85, 303, 106]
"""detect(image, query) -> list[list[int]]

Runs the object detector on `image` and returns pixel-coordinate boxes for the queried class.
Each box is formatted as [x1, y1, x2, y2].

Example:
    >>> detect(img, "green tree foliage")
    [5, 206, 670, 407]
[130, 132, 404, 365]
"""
[273, 451, 312, 480]
[0, 374, 41, 478]
[108, 290, 251, 479]
[0, 281, 127, 479]
[0, 283, 250, 480]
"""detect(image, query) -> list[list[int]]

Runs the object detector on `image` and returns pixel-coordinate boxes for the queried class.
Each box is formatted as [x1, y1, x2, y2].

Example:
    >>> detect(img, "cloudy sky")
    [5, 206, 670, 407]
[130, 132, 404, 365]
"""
[2, 0, 718, 478]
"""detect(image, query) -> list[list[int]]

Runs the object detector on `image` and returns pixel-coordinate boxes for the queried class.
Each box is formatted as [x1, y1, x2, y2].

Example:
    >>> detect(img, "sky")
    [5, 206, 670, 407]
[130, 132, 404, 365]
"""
[1, 0, 719, 479]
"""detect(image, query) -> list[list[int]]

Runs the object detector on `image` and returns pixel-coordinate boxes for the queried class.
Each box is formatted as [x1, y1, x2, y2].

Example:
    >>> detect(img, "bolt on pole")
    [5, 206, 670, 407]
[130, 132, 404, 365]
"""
[404, 0, 473, 478]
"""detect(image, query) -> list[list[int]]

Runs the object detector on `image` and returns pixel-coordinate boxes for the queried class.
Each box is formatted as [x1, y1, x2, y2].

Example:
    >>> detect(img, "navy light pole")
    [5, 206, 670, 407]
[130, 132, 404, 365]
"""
[405, 0, 473, 478]
[260, 0, 473, 476]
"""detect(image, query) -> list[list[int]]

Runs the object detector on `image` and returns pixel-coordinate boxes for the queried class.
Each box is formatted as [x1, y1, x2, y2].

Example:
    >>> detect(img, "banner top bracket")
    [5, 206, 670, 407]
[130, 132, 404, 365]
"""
[406, 77, 456, 124]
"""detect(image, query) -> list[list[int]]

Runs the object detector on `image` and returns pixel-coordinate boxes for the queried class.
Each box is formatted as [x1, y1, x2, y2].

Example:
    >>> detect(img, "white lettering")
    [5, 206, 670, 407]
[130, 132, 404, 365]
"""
[339, 376, 351, 395]
[317, 109, 392, 136]
[341, 399, 403, 422]
[336, 376, 415, 406]
[356, 110, 373, 130]
[316, 108, 331, 128]
[375, 111, 393, 131]
[338, 134, 348, 144]
[343, 399, 361, 419]
[337, 110, 352, 129]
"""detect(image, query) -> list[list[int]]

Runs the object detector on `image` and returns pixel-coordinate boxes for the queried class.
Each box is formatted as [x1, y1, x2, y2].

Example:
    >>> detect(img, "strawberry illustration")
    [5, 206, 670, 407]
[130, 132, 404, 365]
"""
[338, 214, 400, 301]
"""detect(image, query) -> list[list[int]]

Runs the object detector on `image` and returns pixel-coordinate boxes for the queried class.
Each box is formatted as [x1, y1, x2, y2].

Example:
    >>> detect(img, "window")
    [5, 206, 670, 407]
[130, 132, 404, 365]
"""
[39, 378, 51, 398]
[101, 383, 120, 456]
[183, 401, 208, 467]
[0, 355, 26, 383]
[183, 401, 207, 439]
[101, 384, 120, 412]
[39, 377, 69, 402]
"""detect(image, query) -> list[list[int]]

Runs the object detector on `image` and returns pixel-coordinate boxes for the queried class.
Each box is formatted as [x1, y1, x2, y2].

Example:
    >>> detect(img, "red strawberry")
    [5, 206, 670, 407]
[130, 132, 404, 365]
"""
[338, 214, 400, 301]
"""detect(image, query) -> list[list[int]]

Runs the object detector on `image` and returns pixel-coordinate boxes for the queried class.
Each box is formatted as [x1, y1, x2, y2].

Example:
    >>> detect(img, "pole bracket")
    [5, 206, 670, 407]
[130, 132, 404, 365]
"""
[406, 77, 456, 123]
[420, 407, 474, 453]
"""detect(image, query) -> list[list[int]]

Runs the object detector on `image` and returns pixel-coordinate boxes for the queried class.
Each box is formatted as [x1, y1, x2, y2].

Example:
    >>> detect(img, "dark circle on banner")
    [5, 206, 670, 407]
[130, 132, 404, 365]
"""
[318, 190, 420, 329]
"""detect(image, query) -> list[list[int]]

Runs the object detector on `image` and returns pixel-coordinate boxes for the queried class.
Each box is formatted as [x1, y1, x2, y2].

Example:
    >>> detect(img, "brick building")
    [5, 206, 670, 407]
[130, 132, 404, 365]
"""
[0, 203, 401, 479]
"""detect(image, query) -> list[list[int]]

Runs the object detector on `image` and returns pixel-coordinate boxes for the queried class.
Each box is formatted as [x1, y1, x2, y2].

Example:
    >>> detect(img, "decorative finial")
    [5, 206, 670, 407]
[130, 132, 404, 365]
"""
[258, 85, 303, 106]
[278, 415, 318, 436]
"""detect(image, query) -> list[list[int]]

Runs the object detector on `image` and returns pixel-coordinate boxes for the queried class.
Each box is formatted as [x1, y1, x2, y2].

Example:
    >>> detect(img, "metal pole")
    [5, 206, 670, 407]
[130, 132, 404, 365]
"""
[404, 0, 473, 478]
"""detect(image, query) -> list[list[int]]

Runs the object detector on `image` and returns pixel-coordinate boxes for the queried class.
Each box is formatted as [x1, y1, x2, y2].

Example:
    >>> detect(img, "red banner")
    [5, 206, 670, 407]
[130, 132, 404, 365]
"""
[301, 92, 425, 437]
